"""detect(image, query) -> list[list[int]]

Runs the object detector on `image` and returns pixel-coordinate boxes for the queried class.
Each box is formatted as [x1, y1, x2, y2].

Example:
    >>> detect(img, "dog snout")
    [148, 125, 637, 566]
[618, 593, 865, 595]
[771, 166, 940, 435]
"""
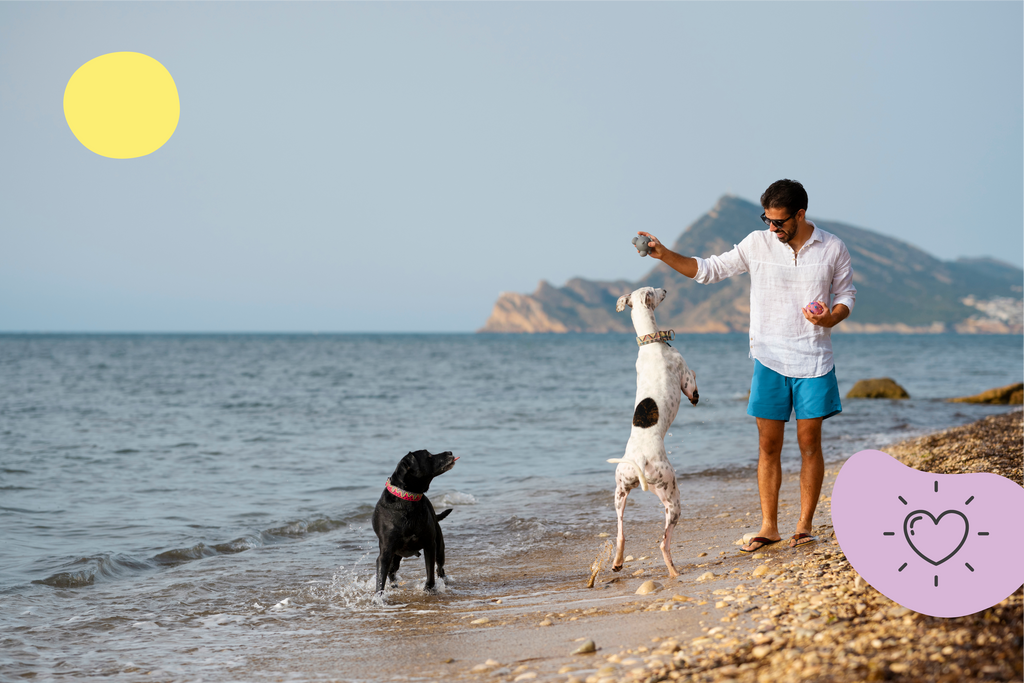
[690, 390, 699, 406]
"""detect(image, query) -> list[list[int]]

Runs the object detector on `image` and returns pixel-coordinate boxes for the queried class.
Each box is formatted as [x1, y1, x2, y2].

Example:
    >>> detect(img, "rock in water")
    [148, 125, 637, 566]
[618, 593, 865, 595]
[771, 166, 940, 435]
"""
[846, 378, 910, 399]
[571, 639, 596, 655]
[948, 382, 1023, 405]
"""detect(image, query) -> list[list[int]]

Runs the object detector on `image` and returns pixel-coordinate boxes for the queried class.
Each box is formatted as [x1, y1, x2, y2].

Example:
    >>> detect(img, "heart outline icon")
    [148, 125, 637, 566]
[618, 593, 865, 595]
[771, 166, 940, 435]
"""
[903, 509, 969, 566]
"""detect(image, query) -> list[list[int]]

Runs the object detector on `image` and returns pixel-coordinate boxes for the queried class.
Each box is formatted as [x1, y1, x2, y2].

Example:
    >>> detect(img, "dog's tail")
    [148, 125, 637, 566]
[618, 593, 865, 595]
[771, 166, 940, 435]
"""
[436, 508, 453, 522]
[607, 458, 649, 492]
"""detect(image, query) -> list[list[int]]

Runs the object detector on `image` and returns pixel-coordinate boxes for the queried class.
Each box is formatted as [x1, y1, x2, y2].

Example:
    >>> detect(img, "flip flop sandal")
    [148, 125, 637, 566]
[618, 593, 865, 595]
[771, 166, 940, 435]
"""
[790, 533, 818, 548]
[739, 537, 781, 553]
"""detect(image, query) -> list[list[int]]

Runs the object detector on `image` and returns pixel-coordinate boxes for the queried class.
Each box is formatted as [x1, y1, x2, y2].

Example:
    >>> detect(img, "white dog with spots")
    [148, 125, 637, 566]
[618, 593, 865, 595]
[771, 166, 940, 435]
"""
[608, 286, 698, 578]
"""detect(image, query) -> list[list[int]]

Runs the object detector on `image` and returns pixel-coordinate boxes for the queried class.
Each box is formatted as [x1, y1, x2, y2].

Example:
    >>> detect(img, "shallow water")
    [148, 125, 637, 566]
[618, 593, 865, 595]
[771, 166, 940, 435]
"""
[1, 333, 1020, 679]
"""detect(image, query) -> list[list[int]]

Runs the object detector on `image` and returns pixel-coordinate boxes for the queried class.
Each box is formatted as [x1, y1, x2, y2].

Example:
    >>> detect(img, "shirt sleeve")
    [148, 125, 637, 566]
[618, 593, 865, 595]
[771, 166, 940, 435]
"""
[693, 236, 750, 284]
[830, 241, 856, 312]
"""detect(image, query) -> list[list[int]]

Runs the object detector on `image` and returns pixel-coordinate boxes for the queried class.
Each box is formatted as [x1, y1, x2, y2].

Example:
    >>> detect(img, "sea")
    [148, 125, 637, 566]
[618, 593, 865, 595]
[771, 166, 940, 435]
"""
[1, 333, 1021, 681]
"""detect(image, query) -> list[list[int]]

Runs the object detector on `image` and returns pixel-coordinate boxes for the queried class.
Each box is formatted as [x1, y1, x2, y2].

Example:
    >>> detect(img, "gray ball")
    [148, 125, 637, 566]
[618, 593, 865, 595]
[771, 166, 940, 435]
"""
[632, 235, 653, 256]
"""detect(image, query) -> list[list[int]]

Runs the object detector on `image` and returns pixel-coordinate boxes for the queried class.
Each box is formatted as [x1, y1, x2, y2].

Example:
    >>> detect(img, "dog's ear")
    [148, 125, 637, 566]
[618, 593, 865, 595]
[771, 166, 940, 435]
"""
[642, 288, 668, 308]
[616, 294, 631, 312]
[392, 454, 412, 483]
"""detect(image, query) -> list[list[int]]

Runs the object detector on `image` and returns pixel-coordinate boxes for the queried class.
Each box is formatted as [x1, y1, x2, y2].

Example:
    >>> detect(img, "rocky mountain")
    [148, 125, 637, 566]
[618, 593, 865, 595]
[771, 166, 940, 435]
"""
[479, 195, 1023, 334]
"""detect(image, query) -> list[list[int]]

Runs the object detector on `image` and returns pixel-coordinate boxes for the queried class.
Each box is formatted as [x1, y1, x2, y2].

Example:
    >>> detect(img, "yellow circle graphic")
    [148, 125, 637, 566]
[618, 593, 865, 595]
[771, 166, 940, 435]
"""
[63, 52, 180, 159]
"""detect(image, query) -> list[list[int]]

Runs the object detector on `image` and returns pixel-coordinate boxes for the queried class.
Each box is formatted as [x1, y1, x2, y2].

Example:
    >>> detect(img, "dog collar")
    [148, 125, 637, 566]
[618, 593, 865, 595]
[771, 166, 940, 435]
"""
[385, 478, 422, 501]
[637, 330, 674, 346]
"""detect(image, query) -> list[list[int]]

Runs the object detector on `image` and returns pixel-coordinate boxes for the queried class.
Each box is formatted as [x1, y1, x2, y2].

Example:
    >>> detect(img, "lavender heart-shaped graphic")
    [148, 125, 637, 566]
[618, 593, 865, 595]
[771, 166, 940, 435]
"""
[833, 450, 1024, 617]
[903, 509, 969, 566]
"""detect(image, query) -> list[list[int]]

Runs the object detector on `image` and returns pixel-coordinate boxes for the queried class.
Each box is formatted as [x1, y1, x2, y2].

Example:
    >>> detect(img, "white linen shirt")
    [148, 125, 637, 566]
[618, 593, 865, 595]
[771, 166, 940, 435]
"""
[693, 221, 856, 378]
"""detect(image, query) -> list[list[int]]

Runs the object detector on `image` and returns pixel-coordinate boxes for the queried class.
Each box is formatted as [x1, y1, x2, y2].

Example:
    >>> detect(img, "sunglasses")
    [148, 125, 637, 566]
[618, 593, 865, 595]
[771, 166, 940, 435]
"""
[760, 212, 795, 229]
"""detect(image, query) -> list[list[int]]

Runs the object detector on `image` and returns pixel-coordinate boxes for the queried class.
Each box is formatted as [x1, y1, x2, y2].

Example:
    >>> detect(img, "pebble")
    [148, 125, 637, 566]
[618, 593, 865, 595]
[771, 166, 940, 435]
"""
[751, 564, 769, 577]
[513, 673, 536, 681]
[571, 639, 596, 655]
[539, 619, 552, 626]
[696, 571, 715, 581]
[635, 580, 661, 595]
[470, 617, 490, 624]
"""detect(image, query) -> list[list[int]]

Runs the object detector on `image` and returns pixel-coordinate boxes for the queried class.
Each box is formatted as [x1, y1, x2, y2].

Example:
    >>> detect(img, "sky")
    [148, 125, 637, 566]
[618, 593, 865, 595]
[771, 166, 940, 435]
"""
[1, 2, 1021, 333]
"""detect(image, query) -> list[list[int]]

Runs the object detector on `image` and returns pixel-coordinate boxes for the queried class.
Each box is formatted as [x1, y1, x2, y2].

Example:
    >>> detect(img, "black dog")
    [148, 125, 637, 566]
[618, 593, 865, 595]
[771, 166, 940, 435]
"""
[372, 449, 458, 596]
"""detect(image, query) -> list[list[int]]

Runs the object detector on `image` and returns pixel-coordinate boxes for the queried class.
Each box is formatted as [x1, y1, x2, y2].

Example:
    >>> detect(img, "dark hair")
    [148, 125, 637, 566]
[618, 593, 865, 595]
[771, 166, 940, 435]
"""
[760, 179, 808, 215]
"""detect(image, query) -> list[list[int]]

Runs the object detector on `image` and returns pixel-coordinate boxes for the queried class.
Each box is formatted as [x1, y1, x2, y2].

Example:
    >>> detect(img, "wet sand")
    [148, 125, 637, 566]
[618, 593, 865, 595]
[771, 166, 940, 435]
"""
[259, 410, 1023, 683]
[253, 470, 824, 680]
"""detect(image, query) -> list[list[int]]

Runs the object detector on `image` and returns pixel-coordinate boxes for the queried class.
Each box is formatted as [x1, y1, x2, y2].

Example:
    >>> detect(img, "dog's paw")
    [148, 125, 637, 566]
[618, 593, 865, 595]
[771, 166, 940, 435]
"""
[611, 564, 623, 573]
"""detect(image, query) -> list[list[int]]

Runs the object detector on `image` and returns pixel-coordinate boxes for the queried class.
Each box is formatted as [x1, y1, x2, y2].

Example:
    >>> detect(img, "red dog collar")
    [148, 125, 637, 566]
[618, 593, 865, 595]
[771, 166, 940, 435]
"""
[385, 478, 422, 501]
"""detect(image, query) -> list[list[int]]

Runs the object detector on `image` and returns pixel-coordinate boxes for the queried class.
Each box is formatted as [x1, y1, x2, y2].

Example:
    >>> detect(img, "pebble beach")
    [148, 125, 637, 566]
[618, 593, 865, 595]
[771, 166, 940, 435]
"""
[313, 410, 1023, 683]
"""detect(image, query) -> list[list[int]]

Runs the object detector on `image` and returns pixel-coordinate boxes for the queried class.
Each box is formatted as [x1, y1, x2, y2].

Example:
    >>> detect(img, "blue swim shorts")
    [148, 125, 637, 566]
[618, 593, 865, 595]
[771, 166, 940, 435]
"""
[747, 360, 842, 422]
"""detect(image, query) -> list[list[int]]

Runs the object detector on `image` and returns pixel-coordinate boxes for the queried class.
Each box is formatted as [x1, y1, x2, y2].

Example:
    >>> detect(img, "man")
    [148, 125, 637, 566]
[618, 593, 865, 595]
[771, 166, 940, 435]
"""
[638, 179, 855, 551]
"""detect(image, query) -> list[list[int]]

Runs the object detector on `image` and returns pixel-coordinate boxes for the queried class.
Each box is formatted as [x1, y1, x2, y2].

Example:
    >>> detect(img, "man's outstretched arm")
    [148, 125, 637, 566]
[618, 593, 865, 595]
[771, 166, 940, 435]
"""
[637, 231, 698, 279]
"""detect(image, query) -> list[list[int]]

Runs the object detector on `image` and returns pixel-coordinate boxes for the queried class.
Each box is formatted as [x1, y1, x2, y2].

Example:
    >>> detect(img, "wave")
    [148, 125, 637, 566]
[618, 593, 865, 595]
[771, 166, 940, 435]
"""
[33, 514, 352, 589]
[34, 553, 153, 588]
[266, 517, 347, 537]
[431, 491, 477, 508]
[0, 505, 64, 514]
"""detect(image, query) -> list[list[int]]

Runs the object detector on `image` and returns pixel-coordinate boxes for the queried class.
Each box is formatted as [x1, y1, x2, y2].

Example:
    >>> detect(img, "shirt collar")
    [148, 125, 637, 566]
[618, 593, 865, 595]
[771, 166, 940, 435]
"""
[805, 220, 822, 247]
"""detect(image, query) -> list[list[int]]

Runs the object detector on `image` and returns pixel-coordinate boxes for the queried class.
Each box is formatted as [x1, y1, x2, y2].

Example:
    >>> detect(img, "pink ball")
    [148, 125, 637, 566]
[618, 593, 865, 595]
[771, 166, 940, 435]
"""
[805, 301, 825, 316]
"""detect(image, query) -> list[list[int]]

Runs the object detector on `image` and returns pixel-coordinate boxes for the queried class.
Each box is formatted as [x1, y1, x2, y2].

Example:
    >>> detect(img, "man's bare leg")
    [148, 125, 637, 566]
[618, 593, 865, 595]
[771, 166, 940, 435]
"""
[741, 418, 785, 552]
[792, 417, 825, 545]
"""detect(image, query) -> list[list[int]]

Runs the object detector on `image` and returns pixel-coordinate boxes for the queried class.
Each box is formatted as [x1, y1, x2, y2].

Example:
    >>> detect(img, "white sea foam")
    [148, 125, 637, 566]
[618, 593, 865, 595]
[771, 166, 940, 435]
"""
[433, 491, 477, 508]
[414, 575, 448, 594]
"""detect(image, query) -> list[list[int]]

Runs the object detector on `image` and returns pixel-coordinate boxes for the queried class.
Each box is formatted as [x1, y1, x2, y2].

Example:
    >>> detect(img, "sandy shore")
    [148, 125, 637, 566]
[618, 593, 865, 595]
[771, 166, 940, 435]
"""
[276, 410, 1023, 683]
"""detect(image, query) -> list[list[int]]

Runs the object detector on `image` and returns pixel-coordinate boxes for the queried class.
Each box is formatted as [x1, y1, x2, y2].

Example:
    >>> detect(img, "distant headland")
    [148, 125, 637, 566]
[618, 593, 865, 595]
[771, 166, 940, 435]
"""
[479, 195, 1023, 334]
